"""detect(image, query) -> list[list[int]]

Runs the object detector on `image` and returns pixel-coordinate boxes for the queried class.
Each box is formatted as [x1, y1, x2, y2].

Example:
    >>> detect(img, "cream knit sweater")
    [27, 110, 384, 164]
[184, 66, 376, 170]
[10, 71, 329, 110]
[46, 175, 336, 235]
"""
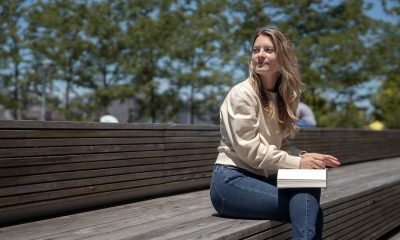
[216, 79, 302, 178]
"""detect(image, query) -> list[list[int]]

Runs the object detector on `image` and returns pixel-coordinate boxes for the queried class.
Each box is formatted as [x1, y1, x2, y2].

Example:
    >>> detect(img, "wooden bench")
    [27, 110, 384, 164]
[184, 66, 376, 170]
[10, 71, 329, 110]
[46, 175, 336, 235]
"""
[0, 121, 399, 239]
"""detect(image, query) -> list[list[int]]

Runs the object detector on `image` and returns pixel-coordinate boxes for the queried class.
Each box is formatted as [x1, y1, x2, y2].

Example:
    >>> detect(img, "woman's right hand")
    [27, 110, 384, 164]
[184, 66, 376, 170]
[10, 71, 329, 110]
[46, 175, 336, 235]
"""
[299, 153, 340, 169]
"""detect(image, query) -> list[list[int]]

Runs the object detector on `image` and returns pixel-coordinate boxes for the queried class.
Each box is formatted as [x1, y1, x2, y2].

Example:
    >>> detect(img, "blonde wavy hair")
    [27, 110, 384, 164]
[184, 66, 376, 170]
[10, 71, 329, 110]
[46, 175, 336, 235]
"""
[248, 27, 302, 137]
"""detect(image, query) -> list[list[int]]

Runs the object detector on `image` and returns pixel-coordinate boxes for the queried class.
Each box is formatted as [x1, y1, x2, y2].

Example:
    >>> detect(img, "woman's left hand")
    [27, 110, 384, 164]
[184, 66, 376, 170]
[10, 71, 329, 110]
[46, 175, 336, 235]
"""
[302, 153, 340, 168]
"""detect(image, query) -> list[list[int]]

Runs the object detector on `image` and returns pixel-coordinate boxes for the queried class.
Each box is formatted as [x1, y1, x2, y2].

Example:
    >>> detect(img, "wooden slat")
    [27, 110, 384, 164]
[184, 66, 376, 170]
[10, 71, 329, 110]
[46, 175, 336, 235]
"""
[324, 187, 399, 230]
[0, 159, 215, 187]
[0, 177, 212, 226]
[323, 186, 400, 239]
[0, 136, 221, 148]
[0, 170, 213, 207]
[0, 150, 218, 168]
[0, 129, 221, 139]
[323, 184, 398, 219]
[328, 199, 400, 239]
[0, 154, 217, 179]
[369, 211, 400, 240]
[0, 142, 219, 158]
[0, 120, 219, 130]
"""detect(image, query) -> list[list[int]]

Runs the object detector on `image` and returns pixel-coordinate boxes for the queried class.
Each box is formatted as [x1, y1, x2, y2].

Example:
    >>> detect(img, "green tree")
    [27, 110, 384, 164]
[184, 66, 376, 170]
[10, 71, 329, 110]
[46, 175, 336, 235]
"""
[121, 0, 172, 123]
[0, 0, 30, 120]
[161, 0, 232, 124]
[271, 0, 375, 127]
[371, 0, 399, 129]
[77, 0, 128, 120]
[26, 0, 91, 120]
[211, 0, 375, 127]
[121, 0, 233, 123]
[2, 0, 391, 126]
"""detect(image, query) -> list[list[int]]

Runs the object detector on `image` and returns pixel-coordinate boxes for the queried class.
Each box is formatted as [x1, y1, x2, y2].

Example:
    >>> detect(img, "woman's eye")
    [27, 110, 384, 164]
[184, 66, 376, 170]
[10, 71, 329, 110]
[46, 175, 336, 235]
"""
[266, 48, 274, 53]
[253, 48, 260, 53]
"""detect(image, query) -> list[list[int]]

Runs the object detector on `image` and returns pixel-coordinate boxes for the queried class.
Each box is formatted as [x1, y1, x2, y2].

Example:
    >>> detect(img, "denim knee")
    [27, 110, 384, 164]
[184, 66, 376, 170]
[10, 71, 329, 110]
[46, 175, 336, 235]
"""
[210, 164, 290, 221]
[289, 189, 323, 240]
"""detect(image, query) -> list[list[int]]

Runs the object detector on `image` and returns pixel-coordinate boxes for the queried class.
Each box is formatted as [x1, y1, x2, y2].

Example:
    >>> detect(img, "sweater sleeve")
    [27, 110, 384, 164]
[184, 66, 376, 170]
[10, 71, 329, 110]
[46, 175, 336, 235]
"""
[223, 85, 301, 170]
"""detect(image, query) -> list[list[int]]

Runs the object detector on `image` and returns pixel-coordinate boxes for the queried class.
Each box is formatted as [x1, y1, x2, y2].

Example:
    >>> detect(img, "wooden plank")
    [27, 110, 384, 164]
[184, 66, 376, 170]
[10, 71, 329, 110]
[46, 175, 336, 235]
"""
[0, 136, 221, 148]
[0, 159, 215, 187]
[0, 129, 165, 138]
[0, 179, 209, 218]
[0, 120, 219, 130]
[331, 201, 400, 240]
[324, 185, 399, 222]
[2, 197, 212, 240]
[323, 182, 398, 220]
[0, 174, 212, 209]
[121, 214, 233, 240]
[59, 208, 215, 240]
[0, 129, 220, 139]
[0, 170, 212, 205]
[323, 187, 400, 238]
[0, 165, 215, 189]
[170, 218, 267, 240]
[351, 207, 400, 240]
[0, 195, 212, 239]
[0, 150, 218, 168]
[0, 142, 219, 158]
[320, 157, 400, 208]
[240, 223, 290, 240]
[3, 163, 204, 187]
[324, 193, 400, 239]
[2, 157, 213, 178]
[369, 213, 400, 240]
[0, 178, 211, 226]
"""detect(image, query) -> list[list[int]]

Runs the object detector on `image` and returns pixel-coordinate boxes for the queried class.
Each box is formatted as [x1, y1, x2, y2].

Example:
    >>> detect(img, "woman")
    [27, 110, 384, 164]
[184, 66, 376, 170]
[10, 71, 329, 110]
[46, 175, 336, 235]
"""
[210, 27, 340, 240]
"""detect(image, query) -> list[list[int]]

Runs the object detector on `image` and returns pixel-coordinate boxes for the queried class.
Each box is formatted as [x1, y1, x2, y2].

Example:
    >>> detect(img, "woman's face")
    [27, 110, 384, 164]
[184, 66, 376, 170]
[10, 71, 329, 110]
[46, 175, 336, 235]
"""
[251, 35, 280, 77]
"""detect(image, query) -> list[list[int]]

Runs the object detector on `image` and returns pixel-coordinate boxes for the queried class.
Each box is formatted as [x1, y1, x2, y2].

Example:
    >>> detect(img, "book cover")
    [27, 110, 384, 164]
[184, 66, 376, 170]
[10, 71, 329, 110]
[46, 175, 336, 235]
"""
[277, 169, 327, 188]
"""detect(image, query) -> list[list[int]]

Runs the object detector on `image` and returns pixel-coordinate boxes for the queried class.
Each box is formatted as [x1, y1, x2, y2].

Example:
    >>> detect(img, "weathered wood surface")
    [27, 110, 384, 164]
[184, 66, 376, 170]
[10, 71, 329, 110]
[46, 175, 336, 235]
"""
[1, 120, 400, 238]
[291, 128, 400, 165]
[1, 157, 399, 240]
[0, 121, 220, 225]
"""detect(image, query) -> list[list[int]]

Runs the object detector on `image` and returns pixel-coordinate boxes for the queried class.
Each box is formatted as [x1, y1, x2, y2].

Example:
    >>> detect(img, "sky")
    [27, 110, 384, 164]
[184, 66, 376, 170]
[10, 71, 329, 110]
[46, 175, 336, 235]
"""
[365, 0, 397, 22]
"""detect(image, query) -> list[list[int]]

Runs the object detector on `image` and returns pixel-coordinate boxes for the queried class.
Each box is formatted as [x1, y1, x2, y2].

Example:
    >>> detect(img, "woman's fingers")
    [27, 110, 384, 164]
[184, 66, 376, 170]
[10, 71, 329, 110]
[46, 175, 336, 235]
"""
[312, 159, 326, 169]
[323, 155, 340, 167]
[326, 160, 340, 167]
[300, 154, 340, 169]
[311, 154, 340, 168]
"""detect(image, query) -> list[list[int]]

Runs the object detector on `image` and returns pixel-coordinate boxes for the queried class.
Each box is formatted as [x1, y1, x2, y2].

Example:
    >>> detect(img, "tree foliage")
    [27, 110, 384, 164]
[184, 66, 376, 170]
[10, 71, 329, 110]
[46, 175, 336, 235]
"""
[0, 0, 398, 128]
[0, 0, 29, 120]
[371, 0, 400, 129]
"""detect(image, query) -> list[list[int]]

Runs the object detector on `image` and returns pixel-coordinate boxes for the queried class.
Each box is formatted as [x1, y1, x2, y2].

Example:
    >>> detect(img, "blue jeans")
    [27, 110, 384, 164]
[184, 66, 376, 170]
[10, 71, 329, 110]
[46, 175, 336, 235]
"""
[210, 164, 323, 240]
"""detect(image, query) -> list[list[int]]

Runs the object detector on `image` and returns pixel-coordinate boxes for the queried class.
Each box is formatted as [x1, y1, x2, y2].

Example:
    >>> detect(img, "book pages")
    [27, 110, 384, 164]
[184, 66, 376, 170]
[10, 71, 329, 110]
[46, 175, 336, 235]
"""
[277, 169, 327, 188]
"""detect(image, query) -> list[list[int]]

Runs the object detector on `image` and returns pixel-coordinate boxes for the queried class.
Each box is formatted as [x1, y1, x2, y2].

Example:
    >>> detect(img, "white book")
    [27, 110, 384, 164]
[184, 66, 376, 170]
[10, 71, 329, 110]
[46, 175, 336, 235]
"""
[277, 169, 327, 188]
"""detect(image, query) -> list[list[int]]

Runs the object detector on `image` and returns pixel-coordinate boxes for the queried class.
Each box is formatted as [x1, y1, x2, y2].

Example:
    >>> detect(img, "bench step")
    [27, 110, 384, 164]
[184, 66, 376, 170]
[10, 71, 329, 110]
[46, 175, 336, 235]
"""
[1, 157, 399, 240]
